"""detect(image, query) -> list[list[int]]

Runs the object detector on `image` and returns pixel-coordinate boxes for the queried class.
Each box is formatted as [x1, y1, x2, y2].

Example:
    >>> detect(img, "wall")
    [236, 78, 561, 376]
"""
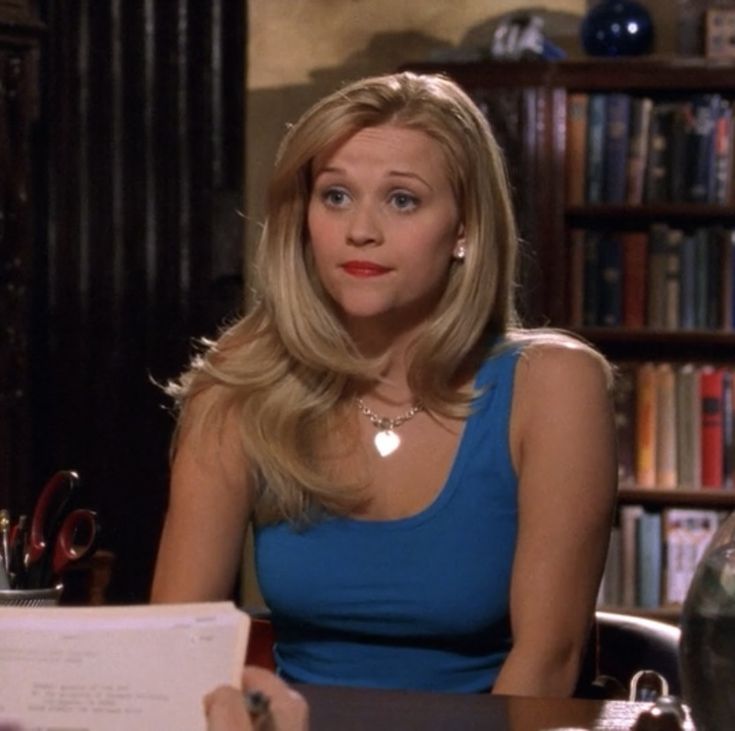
[244, 0, 676, 258]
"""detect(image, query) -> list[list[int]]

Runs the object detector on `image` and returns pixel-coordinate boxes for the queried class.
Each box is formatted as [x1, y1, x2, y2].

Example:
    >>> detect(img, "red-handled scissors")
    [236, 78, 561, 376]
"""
[26, 470, 98, 588]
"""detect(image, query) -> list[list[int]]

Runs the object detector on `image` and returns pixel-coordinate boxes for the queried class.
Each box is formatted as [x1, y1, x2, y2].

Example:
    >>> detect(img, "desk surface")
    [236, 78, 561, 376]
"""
[298, 685, 692, 730]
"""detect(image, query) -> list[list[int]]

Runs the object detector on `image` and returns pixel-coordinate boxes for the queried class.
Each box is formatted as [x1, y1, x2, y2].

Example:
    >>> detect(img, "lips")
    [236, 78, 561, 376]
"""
[341, 260, 391, 277]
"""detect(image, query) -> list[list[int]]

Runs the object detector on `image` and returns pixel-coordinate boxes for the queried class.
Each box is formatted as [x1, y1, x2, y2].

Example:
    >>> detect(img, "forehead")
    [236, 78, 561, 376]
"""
[313, 124, 449, 176]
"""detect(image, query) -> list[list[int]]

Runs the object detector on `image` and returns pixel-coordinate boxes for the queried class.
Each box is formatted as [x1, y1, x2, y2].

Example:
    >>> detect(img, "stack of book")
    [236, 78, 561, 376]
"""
[566, 92, 735, 206]
[615, 362, 734, 491]
[569, 224, 735, 329]
[599, 506, 723, 608]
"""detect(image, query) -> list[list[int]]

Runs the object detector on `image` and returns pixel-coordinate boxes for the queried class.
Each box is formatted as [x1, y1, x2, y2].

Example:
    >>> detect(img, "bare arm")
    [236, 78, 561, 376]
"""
[492, 342, 617, 697]
[151, 391, 255, 602]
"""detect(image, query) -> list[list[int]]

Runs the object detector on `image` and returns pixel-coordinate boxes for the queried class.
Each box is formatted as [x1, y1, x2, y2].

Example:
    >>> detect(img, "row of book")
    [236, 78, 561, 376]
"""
[566, 92, 735, 206]
[615, 363, 734, 491]
[569, 224, 735, 330]
[598, 506, 723, 609]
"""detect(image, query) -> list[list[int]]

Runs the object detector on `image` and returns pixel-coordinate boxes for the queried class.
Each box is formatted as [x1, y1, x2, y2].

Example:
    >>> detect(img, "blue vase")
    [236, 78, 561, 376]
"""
[580, 0, 654, 57]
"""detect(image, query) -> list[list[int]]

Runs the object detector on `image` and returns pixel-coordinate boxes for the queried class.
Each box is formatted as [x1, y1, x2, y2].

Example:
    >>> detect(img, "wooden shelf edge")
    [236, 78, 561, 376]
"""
[618, 487, 735, 508]
[598, 604, 682, 625]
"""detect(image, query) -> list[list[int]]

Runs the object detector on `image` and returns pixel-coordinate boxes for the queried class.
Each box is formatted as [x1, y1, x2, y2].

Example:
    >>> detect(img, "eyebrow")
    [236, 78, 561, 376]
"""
[315, 166, 434, 191]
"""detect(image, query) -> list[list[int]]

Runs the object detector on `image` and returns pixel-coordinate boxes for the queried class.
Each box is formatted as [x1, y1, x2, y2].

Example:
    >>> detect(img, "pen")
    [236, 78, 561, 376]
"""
[0, 510, 9, 590]
[0, 510, 9, 589]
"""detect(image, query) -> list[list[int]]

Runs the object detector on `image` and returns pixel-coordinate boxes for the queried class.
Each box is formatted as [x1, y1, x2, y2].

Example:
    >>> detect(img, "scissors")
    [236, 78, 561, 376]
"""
[26, 470, 99, 589]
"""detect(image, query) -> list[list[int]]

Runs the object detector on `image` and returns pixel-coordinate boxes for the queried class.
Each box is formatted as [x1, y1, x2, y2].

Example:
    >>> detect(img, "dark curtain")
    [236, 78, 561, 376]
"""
[31, 0, 246, 602]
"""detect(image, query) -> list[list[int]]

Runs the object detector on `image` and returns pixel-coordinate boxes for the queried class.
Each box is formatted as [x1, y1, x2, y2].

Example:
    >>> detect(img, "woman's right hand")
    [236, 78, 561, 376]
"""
[204, 666, 309, 731]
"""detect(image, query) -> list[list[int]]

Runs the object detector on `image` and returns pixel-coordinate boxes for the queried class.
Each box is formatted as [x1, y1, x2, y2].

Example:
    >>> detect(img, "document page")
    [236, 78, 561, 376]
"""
[0, 602, 250, 731]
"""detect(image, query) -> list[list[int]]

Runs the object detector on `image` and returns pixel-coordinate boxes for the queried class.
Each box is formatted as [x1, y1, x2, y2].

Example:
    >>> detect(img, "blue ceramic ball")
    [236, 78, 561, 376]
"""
[581, 0, 654, 56]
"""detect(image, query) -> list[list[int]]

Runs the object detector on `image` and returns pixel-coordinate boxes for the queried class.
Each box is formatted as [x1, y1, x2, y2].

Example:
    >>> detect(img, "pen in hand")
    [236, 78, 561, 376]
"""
[0, 510, 10, 590]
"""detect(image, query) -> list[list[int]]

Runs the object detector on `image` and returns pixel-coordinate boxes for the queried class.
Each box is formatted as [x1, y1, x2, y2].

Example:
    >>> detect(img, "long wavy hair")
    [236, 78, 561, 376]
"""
[169, 72, 522, 522]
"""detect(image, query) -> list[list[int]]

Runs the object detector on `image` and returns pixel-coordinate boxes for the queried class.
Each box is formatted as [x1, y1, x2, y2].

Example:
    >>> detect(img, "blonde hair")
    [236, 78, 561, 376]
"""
[170, 72, 524, 522]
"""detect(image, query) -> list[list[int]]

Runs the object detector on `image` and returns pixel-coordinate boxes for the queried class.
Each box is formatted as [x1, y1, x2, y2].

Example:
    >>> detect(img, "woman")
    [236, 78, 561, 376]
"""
[152, 71, 617, 697]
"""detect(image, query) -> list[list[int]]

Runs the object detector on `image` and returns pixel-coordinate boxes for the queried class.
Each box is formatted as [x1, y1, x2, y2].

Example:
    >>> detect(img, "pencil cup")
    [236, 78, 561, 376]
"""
[0, 584, 63, 607]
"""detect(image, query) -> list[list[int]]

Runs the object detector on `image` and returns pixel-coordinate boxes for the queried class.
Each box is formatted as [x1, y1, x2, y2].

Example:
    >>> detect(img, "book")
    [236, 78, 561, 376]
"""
[644, 103, 677, 203]
[583, 229, 602, 326]
[620, 505, 644, 607]
[679, 231, 698, 330]
[680, 94, 719, 203]
[0, 602, 250, 731]
[621, 230, 648, 328]
[568, 229, 586, 327]
[636, 362, 658, 488]
[676, 364, 702, 491]
[636, 509, 662, 608]
[655, 363, 678, 489]
[598, 233, 623, 326]
[701, 366, 725, 488]
[722, 229, 735, 330]
[646, 224, 671, 329]
[585, 94, 608, 204]
[713, 97, 734, 204]
[599, 522, 623, 606]
[626, 96, 654, 205]
[663, 509, 720, 605]
[566, 93, 589, 205]
[603, 93, 632, 203]
[723, 369, 734, 490]
[614, 363, 638, 486]
[663, 227, 683, 330]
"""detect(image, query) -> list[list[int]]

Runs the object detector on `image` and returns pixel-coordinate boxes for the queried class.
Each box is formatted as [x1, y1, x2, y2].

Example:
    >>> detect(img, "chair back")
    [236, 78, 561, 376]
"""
[577, 611, 681, 699]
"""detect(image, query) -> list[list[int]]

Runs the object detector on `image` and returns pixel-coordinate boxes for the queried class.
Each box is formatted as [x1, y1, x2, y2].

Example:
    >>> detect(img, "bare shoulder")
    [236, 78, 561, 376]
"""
[512, 332, 613, 394]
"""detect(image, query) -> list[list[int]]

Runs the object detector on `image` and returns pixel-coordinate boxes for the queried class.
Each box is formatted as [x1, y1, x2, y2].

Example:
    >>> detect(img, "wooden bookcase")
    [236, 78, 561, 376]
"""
[405, 58, 735, 620]
[0, 2, 42, 511]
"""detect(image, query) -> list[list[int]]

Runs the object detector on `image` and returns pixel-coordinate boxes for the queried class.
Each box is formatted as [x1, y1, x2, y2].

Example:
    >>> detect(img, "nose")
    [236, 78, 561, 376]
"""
[346, 202, 382, 247]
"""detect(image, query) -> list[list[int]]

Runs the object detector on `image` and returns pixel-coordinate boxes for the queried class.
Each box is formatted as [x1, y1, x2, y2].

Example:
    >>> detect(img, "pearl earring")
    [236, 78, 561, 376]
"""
[454, 245, 466, 261]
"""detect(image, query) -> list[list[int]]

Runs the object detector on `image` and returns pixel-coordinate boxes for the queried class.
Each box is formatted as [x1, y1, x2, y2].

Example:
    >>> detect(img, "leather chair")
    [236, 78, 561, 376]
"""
[576, 611, 681, 699]
[245, 608, 682, 699]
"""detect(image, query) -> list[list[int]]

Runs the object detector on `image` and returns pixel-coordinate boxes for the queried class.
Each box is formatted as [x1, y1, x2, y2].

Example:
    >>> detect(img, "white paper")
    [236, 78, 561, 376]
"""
[0, 602, 250, 731]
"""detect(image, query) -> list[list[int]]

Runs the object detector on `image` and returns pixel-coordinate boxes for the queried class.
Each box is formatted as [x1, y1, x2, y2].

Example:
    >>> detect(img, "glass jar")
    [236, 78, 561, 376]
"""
[680, 511, 735, 730]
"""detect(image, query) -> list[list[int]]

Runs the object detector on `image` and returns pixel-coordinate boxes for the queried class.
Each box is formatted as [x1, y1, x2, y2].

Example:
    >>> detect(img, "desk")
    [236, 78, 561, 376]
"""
[298, 685, 692, 730]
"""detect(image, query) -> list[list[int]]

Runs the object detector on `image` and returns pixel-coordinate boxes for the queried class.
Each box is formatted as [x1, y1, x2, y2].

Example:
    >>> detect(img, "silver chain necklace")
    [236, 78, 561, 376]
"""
[355, 397, 424, 457]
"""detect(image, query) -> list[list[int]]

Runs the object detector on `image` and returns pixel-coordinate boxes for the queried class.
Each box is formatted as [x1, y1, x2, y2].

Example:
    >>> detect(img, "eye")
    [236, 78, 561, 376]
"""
[319, 186, 351, 208]
[389, 191, 419, 212]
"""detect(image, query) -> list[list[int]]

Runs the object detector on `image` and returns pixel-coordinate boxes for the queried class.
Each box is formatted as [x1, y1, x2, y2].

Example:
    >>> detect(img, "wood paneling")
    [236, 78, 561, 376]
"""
[29, 0, 245, 602]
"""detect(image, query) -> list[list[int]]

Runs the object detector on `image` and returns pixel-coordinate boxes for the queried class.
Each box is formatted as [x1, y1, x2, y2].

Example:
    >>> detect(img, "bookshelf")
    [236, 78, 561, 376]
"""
[404, 57, 735, 618]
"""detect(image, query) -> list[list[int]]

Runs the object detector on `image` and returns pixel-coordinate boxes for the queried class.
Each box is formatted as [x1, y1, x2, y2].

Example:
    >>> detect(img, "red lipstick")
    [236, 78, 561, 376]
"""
[341, 260, 390, 277]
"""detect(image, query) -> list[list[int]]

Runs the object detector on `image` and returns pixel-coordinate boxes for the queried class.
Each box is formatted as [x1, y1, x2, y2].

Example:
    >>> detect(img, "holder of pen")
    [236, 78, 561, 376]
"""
[0, 584, 63, 607]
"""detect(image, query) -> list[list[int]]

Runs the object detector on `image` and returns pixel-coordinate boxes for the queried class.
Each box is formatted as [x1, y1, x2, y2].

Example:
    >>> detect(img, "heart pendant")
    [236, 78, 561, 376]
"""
[374, 429, 400, 457]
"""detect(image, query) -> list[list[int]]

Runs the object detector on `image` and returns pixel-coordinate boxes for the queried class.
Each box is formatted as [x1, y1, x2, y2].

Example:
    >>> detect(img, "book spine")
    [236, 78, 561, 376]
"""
[663, 227, 682, 330]
[701, 366, 725, 488]
[598, 233, 623, 326]
[586, 94, 607, 205]
[568, 229, 586, 327]
[603, 93, 631, 203]
[626, 97, 653, 205]
[713, 98, 733, 204]
[679, 231, 698, 330]
[620, 505, 643, 607]
[636, 510, 662, 608]
[622, 231, 648, 328]
[723, 369, 734, 490]
[681, 94, 718, 203]
[646, 224, 670, 329]
[614, 363, 638, 486]
[676, 364, 702, 490]
[656, 363, 678, 489]
[583, 230, 601, 326]
[645, 103, 675, 203]
[566, 93, 589, 206]
[636, 362, 658, 488]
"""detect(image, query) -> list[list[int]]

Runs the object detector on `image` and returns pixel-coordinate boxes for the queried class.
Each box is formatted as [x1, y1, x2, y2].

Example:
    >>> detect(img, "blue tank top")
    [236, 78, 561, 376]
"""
[254, 346, 520, 692]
